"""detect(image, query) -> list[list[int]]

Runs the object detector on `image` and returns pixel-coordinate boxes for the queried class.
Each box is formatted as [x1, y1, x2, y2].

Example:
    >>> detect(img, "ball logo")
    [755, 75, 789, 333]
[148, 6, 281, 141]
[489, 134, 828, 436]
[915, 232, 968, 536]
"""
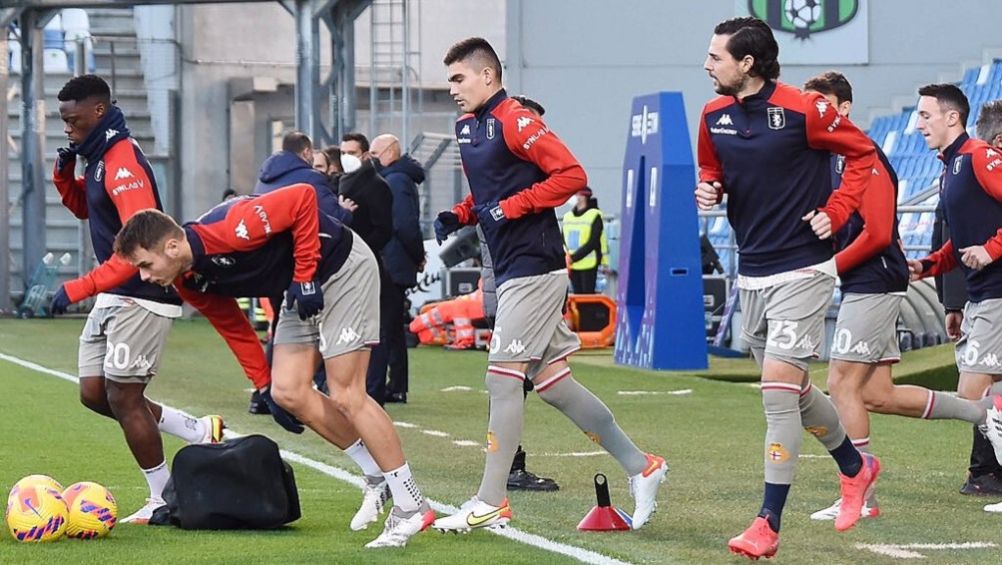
[748, 0, 860, 40]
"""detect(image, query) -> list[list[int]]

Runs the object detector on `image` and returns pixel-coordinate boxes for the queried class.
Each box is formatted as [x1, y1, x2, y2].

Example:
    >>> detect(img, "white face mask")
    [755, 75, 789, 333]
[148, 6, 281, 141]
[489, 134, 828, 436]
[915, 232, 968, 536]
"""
[340, 154, 362, 173]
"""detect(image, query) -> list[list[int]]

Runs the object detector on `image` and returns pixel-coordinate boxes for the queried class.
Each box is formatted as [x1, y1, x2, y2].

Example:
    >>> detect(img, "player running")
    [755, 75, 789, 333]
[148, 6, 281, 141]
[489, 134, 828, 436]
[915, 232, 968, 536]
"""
[431, 37, 667, 533]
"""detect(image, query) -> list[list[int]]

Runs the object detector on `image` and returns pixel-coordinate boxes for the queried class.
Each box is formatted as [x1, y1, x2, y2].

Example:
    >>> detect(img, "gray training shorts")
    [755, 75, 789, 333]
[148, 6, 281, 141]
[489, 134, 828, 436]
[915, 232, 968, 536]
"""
[956, 298, 1002, 375]
[78, 302, 172, 383]
[830, 292, 903, 364]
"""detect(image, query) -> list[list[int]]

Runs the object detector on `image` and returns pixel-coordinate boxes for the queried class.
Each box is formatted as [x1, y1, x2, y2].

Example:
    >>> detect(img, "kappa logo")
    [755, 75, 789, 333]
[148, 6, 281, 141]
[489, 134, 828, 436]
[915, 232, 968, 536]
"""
[503, 339, 526, 355]
[767, 107, 786, 130]
[851, 341, 872, 356]
[795, 334, 817, 351]
[235, 219, 250, 240]
[988, 148, 1000, 159]
[105, 128, 119, 141]
[460, 124, 471, 136]
[985, 148, 1002, 171]
[516, 116, 533, 132]
[816, 99, 829, 118]
[715, 113, 733, 126]
[337, 327, 361, 345]
[980, 353, 1001, 368]
[113, 167, 133, 180]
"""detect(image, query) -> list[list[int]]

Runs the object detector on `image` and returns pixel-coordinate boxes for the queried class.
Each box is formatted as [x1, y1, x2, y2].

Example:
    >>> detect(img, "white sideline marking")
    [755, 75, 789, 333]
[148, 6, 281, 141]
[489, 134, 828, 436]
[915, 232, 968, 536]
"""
[0, 352, 633, 565]
[452, 440, 480, 447]
[393, 421, 418, 428]
[540, 451, 606, 457]
[441, 385, 475, 392]
[617, 389, 692, 396]
[421, 429, 450, 437]
[856, 542, 996, 559]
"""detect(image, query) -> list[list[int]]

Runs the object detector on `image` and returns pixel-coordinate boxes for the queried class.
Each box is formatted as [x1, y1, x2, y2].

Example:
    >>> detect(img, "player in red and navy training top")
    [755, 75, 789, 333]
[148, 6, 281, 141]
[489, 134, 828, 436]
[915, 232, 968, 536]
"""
[801, 73, 1002, 524]
[49, 75, 224, 524]
[909, 85, 1002, 456]
[116, 185, 435, 547]
[696, 19, 879, 559]
[431, 37, 666, 534]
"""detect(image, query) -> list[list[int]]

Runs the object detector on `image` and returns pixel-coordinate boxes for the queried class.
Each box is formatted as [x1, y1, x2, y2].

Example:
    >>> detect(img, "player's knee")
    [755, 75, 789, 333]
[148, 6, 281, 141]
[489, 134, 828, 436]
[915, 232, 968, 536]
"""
[78, 383, 106, 413]
[104, 381, 144, 416]
[269, 380, 304, 414]
[330, 387, 366, 417]
[862, 395, 892, 413]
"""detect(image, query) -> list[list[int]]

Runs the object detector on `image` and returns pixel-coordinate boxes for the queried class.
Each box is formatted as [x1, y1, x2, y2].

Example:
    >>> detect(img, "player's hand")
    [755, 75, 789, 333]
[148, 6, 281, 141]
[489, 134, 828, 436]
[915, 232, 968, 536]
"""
[473, 201, 507, 228]
[55, 146, 77, 172]
[259, 386, 305, 434]
[959, 245, 993, 270]
[434, 211, 461, 244]
[338, 195, 358, 213]
[286, 280, 324, 320]
[802, 209, 833, 239]
[907, 259, 925, 281]
[945, 311, 964, 342]
[50, 286, 71, 316]
[695, 181, 722, 210]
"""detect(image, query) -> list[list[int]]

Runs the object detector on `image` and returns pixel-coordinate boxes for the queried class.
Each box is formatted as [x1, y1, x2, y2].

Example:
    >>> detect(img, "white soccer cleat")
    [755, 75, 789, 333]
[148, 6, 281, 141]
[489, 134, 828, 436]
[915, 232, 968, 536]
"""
[121, 497, 166, 525]
[983, 395, 1002, 466]
[628, 453, 668, 530]
[431, 496, 512, 533]
[351, 478, 391, 531]
[364, 504, 436, 548]
[809, 497, 880, 521]
[198, 414, 225, 444]
[984, 500, 1002, 513]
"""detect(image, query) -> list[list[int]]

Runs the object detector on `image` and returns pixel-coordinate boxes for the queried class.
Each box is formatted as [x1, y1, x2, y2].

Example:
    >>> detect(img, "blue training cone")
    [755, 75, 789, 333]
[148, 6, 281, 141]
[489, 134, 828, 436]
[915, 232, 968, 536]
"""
[577, 473, 632, 531]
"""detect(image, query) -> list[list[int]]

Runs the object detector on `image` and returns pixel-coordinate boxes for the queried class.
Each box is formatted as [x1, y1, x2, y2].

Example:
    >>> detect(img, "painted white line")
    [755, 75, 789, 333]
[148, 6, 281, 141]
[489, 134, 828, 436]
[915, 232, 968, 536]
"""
[393, 421, 418, 429]
[421, 429, 450, 438]
[856, 542, 996, 559]
[441, 385, 476, 392]
[452, 440, 480, 447]
[0, 351, 632, 565]
[539, 451, 606, 457]
[798, 454, 829, 459]
[617, 389, 692, 396]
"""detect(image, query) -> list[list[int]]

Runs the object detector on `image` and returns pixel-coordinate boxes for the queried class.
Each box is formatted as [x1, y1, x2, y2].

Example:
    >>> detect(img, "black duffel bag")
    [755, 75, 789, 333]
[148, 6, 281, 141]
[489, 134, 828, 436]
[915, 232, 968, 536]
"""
[151, 434, 300, 529]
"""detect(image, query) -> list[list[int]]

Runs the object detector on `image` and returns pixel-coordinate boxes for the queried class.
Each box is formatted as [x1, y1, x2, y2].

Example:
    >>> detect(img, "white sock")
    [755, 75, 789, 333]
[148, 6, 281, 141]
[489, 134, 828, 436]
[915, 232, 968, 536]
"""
[142, 460, 170, 500]
[344, 439, 382, 479]
[383, 463, 423, 512]
[158, 406, 206, 443]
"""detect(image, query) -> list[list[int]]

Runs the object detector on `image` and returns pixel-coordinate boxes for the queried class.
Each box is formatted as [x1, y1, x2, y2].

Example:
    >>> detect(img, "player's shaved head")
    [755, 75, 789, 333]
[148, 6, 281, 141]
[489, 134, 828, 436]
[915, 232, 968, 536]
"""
[115, 209, 184, 258]
[444, 37, 502, 83]
[370, 134, 401, 167]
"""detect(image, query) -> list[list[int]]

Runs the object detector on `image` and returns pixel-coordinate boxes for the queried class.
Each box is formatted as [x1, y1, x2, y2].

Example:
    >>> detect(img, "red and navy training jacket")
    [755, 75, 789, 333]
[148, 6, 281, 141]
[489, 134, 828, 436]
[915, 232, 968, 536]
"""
[831, 142, 909, 294]
[698, 81, 876, 277]
[451, 89, 587, 287]
[53, 105, 180, 305]
[920, 133, 1002, 302]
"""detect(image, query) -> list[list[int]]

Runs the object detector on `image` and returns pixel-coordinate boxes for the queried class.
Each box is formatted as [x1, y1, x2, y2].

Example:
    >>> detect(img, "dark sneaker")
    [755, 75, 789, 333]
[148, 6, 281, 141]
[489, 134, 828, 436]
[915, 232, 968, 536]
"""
[507, 469, 559, 492]
[385, 392, 408, 404]
[960, 472, 1002, 496]
[248, 390, 271, 415]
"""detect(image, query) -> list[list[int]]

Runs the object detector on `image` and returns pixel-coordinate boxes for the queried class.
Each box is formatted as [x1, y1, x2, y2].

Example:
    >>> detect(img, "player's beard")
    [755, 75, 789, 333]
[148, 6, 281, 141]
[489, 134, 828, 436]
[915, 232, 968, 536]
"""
[714, 74, 749, 97]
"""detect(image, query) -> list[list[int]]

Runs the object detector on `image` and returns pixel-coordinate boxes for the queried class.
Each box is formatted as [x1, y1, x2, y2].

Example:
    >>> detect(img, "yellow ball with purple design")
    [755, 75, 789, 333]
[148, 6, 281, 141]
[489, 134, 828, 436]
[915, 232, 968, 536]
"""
[5, 482, 69, 542]
[62, 482, 118, 539]
[9, 475, 63, 500]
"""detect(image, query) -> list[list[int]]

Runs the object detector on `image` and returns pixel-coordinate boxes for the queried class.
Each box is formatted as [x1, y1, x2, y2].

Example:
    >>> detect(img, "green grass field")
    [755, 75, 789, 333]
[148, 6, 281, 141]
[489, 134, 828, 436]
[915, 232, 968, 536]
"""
[1, 318, 1000, 564]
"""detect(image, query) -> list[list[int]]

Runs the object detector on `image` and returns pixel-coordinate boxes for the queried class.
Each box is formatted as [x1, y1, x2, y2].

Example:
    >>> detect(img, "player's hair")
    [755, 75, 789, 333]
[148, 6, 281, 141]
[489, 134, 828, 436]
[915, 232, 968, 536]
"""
[443, 37, 503, 83]
[975, 99, 1002, 142]
[57, 74, 112, 104]
[341, 132, 370, 152]
[282, 131, 313, 155]
[803, 71, 853, 104]
[918, 83, 970, 125]
[713, 17, 780, 80]
[322, 145, 344, 173]
[114, 209, 184, 258]
[511, 95, 545, 116]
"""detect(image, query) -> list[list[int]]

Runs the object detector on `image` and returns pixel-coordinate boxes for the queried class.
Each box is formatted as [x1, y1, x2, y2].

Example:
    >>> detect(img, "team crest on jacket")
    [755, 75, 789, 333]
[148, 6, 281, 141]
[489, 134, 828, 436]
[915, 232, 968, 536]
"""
[94, 161, 105, 182]
[835, 155, 846, 174]
[211, 256, 236, 268]
[767, 107, 786, 130]
[953, 156, 963, 175]
[486, 118, 496, 140]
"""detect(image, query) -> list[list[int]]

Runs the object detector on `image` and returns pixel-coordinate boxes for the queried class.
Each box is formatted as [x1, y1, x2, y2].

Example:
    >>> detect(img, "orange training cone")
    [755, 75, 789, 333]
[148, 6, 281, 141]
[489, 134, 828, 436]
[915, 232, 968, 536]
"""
[577, 473, 632, 531]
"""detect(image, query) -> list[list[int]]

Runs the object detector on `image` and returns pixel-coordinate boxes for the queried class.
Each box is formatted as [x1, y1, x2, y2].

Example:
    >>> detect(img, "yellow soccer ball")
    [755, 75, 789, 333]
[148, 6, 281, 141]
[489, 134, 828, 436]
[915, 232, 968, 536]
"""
[5, 483, 68, 542]
[62, 482, 118, 539]
[9, 475, 63, 498]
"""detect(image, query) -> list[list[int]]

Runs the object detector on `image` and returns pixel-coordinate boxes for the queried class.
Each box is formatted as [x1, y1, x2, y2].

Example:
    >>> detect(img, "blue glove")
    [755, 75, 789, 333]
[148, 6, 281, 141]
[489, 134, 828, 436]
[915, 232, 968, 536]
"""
[56, 147, 77, 172]
[434, 211, 461, 244]
[50, 286, 70, 316]
[473, 201, 507, 229]
[286, 279, 324, 320]
[259, 387, 305, 434]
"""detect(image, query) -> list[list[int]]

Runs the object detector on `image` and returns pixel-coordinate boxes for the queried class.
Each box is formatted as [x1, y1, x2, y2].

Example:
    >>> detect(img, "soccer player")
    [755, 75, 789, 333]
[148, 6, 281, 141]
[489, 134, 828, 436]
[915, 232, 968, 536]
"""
[908, 84, 1002, 485]
[114, 185, 434, 548]
[49, 75, 224, 523]
[431, 37, 667, 532]
[696, 18, 879, 558]
[802, 73, 1002, 521]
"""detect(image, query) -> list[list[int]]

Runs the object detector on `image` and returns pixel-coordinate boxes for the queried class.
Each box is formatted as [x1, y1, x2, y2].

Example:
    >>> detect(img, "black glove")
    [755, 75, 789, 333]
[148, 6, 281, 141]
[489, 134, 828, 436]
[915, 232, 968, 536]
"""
[50, 286, 70, 316]
[56, 147, 77, 172]
[259, 387, 305, 434]
[286, 280, 324, 320]
[472, 201, 507, 229]
[434, 211, 461, 244]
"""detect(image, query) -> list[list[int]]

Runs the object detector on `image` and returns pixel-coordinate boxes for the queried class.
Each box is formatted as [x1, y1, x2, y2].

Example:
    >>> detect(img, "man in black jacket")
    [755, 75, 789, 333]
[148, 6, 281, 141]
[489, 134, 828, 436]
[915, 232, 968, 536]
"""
[370, 134, 426, 404]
